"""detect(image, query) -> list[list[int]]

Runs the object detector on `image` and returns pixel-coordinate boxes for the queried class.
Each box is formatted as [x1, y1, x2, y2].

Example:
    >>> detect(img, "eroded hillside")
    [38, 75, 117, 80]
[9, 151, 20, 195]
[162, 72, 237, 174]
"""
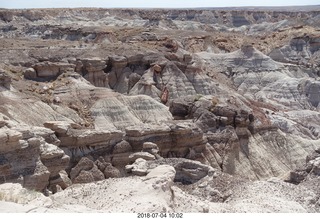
[0, 7, 319, 212]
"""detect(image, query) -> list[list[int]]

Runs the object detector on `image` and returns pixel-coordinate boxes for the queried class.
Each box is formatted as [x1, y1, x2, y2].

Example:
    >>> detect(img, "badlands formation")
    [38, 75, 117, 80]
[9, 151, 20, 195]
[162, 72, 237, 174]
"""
[0, 6, 320, 213]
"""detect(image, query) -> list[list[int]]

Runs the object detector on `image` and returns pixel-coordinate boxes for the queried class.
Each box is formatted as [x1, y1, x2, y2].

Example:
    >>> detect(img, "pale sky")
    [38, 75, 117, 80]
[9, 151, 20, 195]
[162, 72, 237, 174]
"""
[1, 0, 319, 9]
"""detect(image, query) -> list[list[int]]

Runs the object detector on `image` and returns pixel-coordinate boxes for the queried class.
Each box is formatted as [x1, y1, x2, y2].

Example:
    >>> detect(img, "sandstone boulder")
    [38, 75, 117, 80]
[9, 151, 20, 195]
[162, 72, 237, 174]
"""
[109, 55, 128, 71]
[145, 165, 176, 181]
[142, 142, 159, 155]
[74, 165, 105, 184]
[70, 157, 105, 184]
[48, 170, 72, 193]
[111, 140, 133, 167]
[29, 126, 60, 146]
[145, 158, 216, 185]
[23, 68, 37, 79]
[125, 158, 148, 176]
[93, 156, 121, 178]
[174, 159, 215, 184]
[70, 157, 94, 181]
[43, 121, 81, 135]
[0, 129, 23, 153]
[145, 165, 176, 191]
[112, 140, 132, 154]
[78, 57, 108, 87]
[39, 140, 69, 176]
[59, 170, 72, 188]
[129, 152, 156, 162]
[103, 163, 121, 179]
[40, 141, 65, 160]
[23, 160, 51, 192]
[72, 170, 95, 184]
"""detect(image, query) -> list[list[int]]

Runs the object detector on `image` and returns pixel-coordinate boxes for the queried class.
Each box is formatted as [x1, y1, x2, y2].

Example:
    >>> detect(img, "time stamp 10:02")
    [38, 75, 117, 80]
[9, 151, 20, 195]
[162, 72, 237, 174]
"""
[137, 213, 183, 218]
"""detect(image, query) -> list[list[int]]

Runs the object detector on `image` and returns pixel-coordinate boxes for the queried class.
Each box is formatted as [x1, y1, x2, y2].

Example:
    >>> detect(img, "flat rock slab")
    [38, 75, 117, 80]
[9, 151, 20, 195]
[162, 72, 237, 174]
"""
[129, 152, 155, 162]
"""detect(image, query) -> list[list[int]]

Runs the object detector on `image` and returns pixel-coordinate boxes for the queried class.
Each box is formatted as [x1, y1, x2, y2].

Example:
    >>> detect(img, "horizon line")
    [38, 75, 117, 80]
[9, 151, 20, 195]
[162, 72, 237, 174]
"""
[2, 4, 320, 10]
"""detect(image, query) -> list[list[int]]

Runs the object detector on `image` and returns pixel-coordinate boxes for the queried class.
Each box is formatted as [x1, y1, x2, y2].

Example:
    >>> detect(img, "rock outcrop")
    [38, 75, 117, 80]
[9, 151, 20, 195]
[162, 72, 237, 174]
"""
[70, 157, 104, 184]
[269, 35, 320, 66]
[44, 121, 123, 160]
[125, 122, 207, 159]
[0, 126, 70, 192]
[0, 71, 11, 89]
[0, 6, 320, 213]
[75, 57, 108, 87]
[142, 142, 161, 158]
[27, 62, 75, 80]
